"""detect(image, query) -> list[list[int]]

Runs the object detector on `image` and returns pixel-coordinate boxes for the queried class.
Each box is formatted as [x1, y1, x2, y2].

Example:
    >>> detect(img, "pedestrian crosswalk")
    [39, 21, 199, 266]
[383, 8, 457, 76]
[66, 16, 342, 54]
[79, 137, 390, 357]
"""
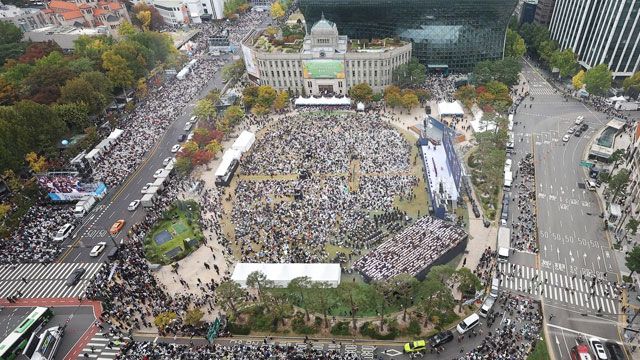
[497, 262, 618, 314]
[528, 85, 556, 96]
[76, 333, 127, 359]
[0, 262, 103, 299]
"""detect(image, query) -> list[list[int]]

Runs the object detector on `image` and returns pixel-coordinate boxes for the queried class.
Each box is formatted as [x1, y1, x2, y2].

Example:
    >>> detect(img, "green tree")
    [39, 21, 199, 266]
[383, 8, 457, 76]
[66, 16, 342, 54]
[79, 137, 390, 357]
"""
[584, 64, 612, 96]
[184, 308, 205, 326]
[572, 70, 585, 90]
[610, 149, 626, 169]
[59, 77, 109, 116]
[174, 156, 192, 175]
[308, 282, 334, 328]
[0, 22, 26, 66]
[223, 105, 245, 125]
[401, 90, 419, 111]
[626, 218, 640, 236]
[537, 40, 559, 65]
[337, 282, 367, 330]
[52, 103, 90, 132]
[287, 276, 312, 321]
[102, 50, 134, 94]
[206, 89, 221, 104]
[392, 58, 426, 88]
[388, 273, 418, 322]
[625, 246, 640, 277]
[551, 49, 580, 78]
[222, 60, 245, 83]
[264, 291, 294, 328]
[257, 85, 277, 108]
[416, 278, 455, 328]
[215, 281, 245, 318]
[194, 98, 217, 122]
[349, 83, 374, 104]
[270, 1, 285, 19]
[246, 271, 273, 301]
[154, 311, 177, 331]
[242, 85, 259, 108]
[505, 28, 526, 58]
[623, 71, 640, 98]
[273, 91, 289, 111]
[370, 280, 394, 331]
[608, 169, 630, 203]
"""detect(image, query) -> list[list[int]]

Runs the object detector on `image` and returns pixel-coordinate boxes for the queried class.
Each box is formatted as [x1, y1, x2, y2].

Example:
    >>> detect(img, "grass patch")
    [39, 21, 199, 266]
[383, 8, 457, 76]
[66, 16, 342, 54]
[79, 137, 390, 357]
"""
[527, 335, 550, 360]
[393, 127, 429, 219]
[143, 200, 204, 265]
[325, 244, 353, 259]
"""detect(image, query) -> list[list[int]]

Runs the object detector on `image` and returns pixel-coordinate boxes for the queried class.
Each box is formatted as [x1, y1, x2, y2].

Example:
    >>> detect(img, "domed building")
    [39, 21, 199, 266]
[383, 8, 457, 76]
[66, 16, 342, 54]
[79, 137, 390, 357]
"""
[241, 15, 412, 96]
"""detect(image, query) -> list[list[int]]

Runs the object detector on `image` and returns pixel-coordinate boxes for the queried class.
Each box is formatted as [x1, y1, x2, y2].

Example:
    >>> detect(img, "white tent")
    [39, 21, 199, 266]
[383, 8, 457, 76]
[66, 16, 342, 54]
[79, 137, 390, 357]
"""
[356, 102, 365, 111]
[107, 128, 124, 140]
[177, 67, 190, 80]
[231, 263, 342, 288]
[437, 101, 464, 116]
[607, 96, 626, 104]
[294, 96, 351, 106]
[232, 131, 255, 153]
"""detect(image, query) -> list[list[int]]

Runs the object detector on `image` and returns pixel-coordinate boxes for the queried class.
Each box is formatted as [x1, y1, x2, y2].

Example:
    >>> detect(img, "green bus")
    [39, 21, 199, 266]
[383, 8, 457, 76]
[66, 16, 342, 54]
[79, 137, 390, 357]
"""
[0, 307, 53, 360]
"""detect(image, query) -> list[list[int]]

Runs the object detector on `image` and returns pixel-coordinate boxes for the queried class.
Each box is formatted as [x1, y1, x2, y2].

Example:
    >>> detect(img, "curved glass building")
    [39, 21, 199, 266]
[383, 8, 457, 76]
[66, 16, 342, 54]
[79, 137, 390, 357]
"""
[299, 0, 518, 73]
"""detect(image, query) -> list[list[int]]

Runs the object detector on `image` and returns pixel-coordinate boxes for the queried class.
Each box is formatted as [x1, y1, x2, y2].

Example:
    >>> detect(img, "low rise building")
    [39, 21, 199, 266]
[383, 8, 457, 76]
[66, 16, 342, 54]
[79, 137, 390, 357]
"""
[24, 25, 108, 49]
[0, 1, 48, 32]
[41, 0, 130, 33]
[241, 15, 412, 96]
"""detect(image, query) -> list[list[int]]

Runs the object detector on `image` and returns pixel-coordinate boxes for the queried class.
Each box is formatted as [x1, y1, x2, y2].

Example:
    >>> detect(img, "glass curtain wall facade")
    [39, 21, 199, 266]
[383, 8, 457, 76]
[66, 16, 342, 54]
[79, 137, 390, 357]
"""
[299, 0, 518, 73]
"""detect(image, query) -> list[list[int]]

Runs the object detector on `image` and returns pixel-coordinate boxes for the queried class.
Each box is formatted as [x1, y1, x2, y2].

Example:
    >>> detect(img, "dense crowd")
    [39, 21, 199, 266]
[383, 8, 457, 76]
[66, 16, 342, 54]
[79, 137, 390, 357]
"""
[118, 342, 363, 360]
[425, 73, 459, 103]
[36, 174, 83, 194]
[510, 153, 538, 253]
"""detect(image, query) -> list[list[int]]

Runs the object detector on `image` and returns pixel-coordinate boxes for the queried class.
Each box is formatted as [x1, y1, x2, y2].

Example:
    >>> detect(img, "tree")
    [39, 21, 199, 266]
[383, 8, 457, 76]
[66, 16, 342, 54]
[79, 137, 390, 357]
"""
[246, 271, 273, 301]
[184, 308, 204, 326]
[273, 91, 289, 111]
[584, 64, 612, 96]
[455, 267, 482, 298]
[264, 291, 293, 327]
[505, 28, 526, 58]
[25, 152, 46, 173]
[348, 83, 374, 104]
[205, 140, 223, 156]
[251, 104, 269, 116]
[59, 77, 109, 116]
[400, 90, 419, 111]
[181, 140, 199, 155]
[18, 41, 61, 64]
[136, 10, 152, 31]
[626, 218, 640, 236]
[370, 280, 394, 331]
[416, 278, 455, 328]
[392, 58, 426, 88]
[242, 85, 259, 108]
[551, 49, 580, 78]
[388, 273, 418, 322]
[206, 89, 221, 104]
[174, 157, 192, 175]
[384, 85, 402, 108]
[194, 98, 217, 122]
[610, 149, 626, 169]
[257, 85, 277, 108]
[270, 1, 285, 19]
[154, 311, 177, 331]
[608, 169, 630, 203]
[52, 103, 90, 132]
[215, 280, 245, 318]
[626, 246, 640, 277]
[191, 149, 214, 166]
[337, 282, 367, 330]
[132, 3, 165, 31]
[224, 105, 245, 125]
[0, 22, 25, 66]
[102, 50, 134, 93]
[287, 276, 312, 321]
[222, 60, 245, 83]
[572, 70, 585, 90]
[537, 40, 558, 65]
[118, 21, 138, 37]
[308, 282, 334, 328]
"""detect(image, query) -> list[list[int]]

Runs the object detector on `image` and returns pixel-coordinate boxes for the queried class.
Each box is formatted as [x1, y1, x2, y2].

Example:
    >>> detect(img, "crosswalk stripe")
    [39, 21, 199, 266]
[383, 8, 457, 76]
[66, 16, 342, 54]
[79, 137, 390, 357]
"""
[0, 263, 103, 299]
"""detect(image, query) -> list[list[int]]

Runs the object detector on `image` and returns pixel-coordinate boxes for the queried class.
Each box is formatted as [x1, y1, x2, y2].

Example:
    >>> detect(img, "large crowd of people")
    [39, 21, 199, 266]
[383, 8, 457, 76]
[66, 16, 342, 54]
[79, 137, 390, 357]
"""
[510, 153, 538, 253]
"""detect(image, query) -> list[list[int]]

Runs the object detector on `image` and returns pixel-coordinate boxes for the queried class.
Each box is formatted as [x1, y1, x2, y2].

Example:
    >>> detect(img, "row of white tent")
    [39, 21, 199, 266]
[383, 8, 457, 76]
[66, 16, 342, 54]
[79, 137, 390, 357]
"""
[214, 130, 255, 178]
[294, 96, 352, 107]
[84, 128, 124, 164]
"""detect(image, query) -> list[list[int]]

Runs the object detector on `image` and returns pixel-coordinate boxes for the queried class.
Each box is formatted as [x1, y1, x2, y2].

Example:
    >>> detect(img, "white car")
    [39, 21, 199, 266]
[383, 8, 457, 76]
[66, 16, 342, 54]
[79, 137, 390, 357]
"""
[589, 338, 608, 360]
[171, 144, 181, 153]
[187, 133, 194, 141]
[128, 200, 140, 211]
[189, 115, 197, 122]
[153, 169, 164, 178]
[163, 157, 173, 166]
[184, 121, 193, 131]
[53, 223, 75, 242]
[562, 134, 570, 142]
[567, 126, 576, 134]
[141, 183, 153, 193]
[575, 115, 584, 125]
[89, 242, 106, 257]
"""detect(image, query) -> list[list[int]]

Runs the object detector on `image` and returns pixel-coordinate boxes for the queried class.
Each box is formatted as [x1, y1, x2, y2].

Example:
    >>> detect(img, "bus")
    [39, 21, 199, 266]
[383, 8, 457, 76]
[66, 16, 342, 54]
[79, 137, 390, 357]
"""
[30, 326, 64, 360]
[0, 307, 53, 360]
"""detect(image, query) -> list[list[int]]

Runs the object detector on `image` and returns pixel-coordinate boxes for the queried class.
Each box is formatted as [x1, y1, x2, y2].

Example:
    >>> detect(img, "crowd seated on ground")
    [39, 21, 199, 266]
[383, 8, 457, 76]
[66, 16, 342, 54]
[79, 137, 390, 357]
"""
[36, 174, 83, 194]
[353, 216, 467, 281]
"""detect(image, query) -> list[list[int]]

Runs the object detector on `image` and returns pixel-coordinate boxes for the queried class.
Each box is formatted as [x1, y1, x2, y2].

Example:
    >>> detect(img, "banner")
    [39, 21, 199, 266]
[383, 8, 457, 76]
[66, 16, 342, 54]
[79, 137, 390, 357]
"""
[37, 172, 107, 202]
[302, 60, 345, 79]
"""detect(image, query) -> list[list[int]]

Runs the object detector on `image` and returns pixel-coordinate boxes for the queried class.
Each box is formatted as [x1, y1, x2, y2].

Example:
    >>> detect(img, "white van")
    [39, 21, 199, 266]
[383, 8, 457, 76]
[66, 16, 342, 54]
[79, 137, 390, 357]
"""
[479, 296, 495, 318]
[490, 277, 500, 298]
[456, 313, 480, 334]
[575, 116, 584, 125]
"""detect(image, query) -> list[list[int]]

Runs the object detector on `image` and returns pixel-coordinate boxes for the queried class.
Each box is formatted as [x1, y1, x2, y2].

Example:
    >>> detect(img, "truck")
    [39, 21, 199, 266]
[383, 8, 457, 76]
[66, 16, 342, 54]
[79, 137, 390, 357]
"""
[614, 101, 639, 111]
[503, 171, 513, 191]
[141, 193, 156, 208]
[144, 185, 160, 195]
[497, 226, 511, 262]
[74, 195, 96, 218]
[152, 177, 167, 191]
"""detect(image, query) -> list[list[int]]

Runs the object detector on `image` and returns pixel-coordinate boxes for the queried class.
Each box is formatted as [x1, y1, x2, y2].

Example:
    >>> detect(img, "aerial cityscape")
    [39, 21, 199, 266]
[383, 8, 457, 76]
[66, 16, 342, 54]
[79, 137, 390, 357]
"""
[0, 0, 638, 359]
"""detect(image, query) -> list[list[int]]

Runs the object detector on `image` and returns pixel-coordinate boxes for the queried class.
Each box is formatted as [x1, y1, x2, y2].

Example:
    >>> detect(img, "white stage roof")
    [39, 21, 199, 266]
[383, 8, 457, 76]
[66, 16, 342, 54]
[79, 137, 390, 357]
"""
[294, 96, 351, 106]
[421, 144, 459, 202]
[231, 263, 342, 288]
[232, 131, 255, 153]
[437, 101, 464, 116]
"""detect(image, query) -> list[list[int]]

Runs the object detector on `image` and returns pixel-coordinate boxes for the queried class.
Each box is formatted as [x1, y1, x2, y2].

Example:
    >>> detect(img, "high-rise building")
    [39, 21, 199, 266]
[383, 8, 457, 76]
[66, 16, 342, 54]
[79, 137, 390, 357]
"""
[534, 0, 555, 26]
[299, 0, 518, 73]
[549, 0, 640, 77]
[520, 0, 538, 24]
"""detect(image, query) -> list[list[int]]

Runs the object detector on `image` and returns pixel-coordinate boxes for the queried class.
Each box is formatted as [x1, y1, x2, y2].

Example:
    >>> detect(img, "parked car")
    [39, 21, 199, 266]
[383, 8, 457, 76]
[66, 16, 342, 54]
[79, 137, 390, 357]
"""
[589, 337, 608, 360]
[89, 242, 106, 257]
[128, 200, 140, 211]
[171, 144, 181, 153]
[66, 268, 86, 286]
[184, 121, 193, 131]
[109, 219, 125, 235]
[574, 129, 583, 137]
[575, 116, 584, 125]
[456, 313, 480, 334]
[163, 157, 173, 166]
[605, 341, 625, 360]
[403, 340, 426, 353]
[567, 126, 576, 134]
[581, 123, 589, 131]
[427, 330, 454, 348]
[563, 134, 571, 142]
[177, 134, 186, 142]
[187, 133, 194, 141]
[153, 169, 164, 178]
[53, 223, 75, 242]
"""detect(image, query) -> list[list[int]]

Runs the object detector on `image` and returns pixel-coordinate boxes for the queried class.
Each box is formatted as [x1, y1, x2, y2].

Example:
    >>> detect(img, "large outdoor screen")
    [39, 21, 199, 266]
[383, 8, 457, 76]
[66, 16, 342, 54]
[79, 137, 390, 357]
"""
[302, 60, 345, 79]
[37, 172, 107, 201]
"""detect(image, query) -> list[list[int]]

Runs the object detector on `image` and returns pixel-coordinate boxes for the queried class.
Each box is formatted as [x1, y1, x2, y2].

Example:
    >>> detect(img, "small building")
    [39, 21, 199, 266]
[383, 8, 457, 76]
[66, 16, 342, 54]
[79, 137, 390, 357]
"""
[231, 263, 342, 288]
[241, 15, 412, 96]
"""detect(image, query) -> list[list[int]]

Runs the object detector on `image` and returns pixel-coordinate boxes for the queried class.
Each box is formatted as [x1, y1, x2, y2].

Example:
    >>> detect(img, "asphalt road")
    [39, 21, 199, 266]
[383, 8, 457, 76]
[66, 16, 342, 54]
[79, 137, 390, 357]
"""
[0, 305, 95, 360]
[56, 54, 230, 265]
[511, 60, 624, 359]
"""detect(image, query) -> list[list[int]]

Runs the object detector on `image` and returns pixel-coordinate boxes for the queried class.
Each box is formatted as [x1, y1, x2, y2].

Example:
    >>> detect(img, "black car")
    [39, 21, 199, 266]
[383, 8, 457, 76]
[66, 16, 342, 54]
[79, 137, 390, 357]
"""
[580, 123, 589, 131]
[605, 341, 625, 360]
[428, 330, 454, 348]
[66, 268, 86, 286]
[177, 134, 186, 142]
[574, 129, 582, 137]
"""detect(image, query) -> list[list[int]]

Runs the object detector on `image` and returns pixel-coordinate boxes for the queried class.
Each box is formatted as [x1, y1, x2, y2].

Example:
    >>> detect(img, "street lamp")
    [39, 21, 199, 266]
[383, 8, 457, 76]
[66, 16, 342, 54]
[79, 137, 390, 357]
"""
[107, 231, 118, 247]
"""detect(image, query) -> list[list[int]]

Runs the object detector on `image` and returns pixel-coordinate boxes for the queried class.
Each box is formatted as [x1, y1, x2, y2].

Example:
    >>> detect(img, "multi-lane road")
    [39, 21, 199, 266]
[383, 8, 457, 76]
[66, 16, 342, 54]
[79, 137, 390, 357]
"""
[508, 60, 624, 359]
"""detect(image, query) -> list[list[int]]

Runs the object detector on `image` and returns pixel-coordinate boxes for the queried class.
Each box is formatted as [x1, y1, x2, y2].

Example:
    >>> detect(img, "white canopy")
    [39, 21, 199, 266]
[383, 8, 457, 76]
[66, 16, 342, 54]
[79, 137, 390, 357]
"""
[231, 263, 341, 288]
[608, 96, 626, 104]
[215, 149, 241, 177]
[294, 96, 351, 106]
[356, 102, 365, 111]
[232, 131, 255, 153]
[438, 101, 464, 116]
[107, 128, 124, 140]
